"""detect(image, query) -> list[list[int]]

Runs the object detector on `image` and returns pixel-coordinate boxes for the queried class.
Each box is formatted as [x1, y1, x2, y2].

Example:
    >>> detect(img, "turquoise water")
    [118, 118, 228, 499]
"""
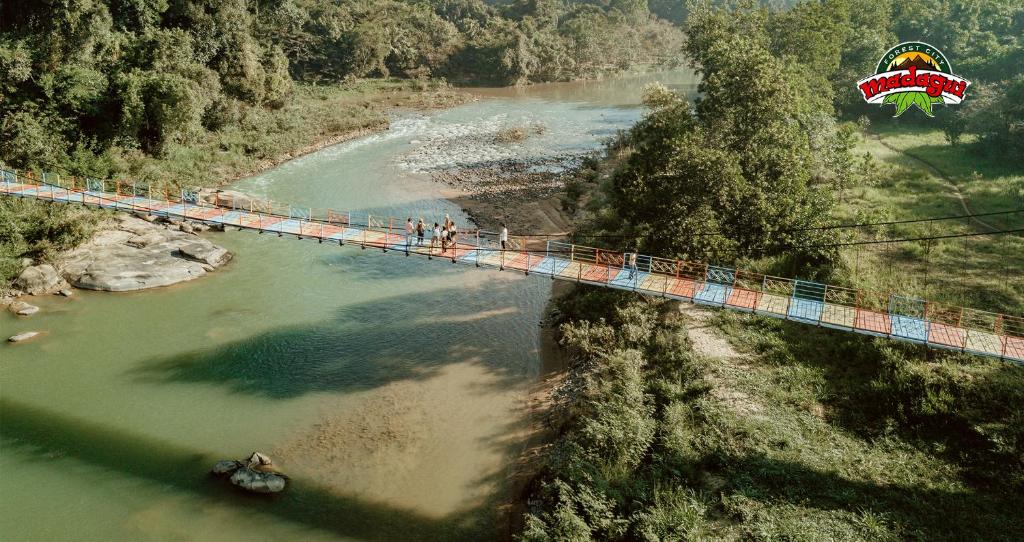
[0, 70, 698, 541]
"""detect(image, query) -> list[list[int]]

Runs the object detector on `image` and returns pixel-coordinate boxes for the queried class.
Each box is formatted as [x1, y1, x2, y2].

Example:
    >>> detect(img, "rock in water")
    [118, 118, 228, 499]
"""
[212, 452, 287, 493]
[61, 215, 232, 292]
[14, 264, 63, 295]
[176, 240, 232, 267]
[9, 301, 39, 316]
[212, 460, 243, 474]
[17, 305, 39, 316]
[58, 289, 74, 297]
[246, 451, 273, 468]
[8, 331, 40, 343]
[229, 468, 287, 493]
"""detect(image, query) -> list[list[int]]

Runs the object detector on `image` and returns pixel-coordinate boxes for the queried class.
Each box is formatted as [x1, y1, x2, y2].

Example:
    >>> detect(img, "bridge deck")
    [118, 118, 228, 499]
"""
[2, 172, 1021, 364]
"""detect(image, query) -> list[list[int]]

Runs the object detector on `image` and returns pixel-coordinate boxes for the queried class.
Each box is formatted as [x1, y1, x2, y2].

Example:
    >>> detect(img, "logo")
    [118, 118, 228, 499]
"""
[857, 42, 970, 117]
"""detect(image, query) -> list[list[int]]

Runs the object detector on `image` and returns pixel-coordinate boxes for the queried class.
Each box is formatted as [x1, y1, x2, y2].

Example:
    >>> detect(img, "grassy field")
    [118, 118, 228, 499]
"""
[701, 307, 1024, 541]
[677, 125, 1024, 540]
[829, 124, 1024, 315]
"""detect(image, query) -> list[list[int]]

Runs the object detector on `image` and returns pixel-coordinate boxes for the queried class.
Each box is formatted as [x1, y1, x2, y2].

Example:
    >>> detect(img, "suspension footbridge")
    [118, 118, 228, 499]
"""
[2, 168, 1021, 363]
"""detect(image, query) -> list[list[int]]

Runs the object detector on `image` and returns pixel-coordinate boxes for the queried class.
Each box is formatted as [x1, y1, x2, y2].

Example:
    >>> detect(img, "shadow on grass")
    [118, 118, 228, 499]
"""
[719, 314, 1024, 488]
[718, 452, 1024, 541]
[0, 399, 484, 541]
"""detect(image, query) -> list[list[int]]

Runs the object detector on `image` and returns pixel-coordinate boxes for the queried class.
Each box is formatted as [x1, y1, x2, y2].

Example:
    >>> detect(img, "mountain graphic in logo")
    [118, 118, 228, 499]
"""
[891, 54, 941, 72]
[857, 42, 970, 117]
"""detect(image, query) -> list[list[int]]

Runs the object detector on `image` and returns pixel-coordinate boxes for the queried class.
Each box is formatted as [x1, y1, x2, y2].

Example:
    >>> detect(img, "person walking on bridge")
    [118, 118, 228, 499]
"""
[416, 219, 425, 246]
[405, 218, 415, 250]
[431, 222, 441, 254]
[627, 251, 638, 280]
[500, 224, 509, 250]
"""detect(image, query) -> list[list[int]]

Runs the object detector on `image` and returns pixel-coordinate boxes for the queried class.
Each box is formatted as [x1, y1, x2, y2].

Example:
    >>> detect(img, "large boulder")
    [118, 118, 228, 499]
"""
[61, 215, 232, 292]
[69, 245, 208, 291]
[14, 264, 63, 295]
[176, 240, 232, 267]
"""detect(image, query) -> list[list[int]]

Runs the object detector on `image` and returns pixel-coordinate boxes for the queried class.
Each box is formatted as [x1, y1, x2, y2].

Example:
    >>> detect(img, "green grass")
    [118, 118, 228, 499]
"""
[703, 309, 1024, 541]
[830, 125, 1024, 315]
[522, 293, 1024, 541]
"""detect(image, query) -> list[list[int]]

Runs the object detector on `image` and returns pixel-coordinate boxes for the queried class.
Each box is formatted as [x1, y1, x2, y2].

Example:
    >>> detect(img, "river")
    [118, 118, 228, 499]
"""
[0, 70, 698, 541]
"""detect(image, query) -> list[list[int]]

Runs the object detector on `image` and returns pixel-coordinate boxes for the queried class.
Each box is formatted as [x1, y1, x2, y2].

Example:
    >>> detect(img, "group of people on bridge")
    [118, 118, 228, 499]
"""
[404, 215, 510, 255]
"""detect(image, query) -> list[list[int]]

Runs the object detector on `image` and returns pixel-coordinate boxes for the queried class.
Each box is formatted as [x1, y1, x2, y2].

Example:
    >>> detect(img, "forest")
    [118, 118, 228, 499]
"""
[0, 0, 682, 279]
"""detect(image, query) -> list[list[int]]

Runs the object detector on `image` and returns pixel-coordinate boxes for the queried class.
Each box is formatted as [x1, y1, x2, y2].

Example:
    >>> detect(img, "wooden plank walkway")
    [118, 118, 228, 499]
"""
[2, 171, 1021, 364]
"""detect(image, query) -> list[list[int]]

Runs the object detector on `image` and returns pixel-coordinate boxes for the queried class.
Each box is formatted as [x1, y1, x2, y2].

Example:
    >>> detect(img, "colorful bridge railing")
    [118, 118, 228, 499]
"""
[1, 167, 1021, 363]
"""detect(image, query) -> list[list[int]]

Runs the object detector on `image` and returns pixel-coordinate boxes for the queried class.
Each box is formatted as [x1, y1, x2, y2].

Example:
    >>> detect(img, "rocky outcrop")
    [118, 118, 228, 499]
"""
[14, 264, 65, 295]
[60, 214, 232, 292]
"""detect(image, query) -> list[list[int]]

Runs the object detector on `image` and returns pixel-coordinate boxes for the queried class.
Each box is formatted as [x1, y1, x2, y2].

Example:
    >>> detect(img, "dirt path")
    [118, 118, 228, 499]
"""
[678, 304, 763, 416]
[872, 133, 998, 232]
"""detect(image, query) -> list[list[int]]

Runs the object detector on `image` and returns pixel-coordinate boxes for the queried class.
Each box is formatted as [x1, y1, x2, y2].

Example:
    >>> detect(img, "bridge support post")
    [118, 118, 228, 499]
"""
[547, 241, 554, 280]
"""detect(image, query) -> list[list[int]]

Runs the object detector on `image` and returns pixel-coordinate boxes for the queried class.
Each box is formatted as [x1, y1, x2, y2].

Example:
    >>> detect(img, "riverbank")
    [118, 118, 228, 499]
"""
[2, 80, 474, 295]
[1, 79, 472, 286]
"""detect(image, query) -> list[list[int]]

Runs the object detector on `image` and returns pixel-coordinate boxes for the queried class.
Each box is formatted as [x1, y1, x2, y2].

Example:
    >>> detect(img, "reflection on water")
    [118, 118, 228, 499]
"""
[0, 70, 698, 541]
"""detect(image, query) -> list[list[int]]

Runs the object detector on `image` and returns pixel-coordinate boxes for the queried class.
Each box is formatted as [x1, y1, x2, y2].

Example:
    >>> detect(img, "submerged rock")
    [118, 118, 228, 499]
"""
[8, 331, 40, 342]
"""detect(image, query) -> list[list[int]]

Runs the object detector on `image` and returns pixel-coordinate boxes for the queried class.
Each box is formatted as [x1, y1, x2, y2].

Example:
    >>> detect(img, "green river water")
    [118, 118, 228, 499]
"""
[0, 71, 697, 541]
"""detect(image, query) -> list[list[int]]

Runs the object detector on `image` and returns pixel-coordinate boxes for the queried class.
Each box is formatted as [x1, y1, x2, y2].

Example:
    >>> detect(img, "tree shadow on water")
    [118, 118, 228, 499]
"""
[131, 281, 540, 399]
[0, 399, 483, 541]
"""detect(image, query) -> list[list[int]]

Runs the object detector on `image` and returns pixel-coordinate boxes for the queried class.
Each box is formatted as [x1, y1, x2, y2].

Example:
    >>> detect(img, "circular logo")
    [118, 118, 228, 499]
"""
[857, 41, 970, 117]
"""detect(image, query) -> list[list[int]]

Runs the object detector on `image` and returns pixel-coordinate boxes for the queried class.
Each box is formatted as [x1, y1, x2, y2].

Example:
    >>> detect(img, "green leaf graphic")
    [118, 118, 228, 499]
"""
[893, 92, 913, 116]
[889, 91, 937, 117]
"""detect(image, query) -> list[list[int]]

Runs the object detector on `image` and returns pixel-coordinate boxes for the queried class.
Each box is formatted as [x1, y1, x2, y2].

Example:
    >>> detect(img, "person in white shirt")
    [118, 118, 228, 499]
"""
[500, 224, 509, 250]
[405, 218, 414, 249]
[431, 222, 441, 253]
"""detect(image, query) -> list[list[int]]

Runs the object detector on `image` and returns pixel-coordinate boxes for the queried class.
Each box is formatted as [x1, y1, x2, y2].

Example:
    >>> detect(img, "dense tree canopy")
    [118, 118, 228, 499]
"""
[0, 0, 683, 170]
